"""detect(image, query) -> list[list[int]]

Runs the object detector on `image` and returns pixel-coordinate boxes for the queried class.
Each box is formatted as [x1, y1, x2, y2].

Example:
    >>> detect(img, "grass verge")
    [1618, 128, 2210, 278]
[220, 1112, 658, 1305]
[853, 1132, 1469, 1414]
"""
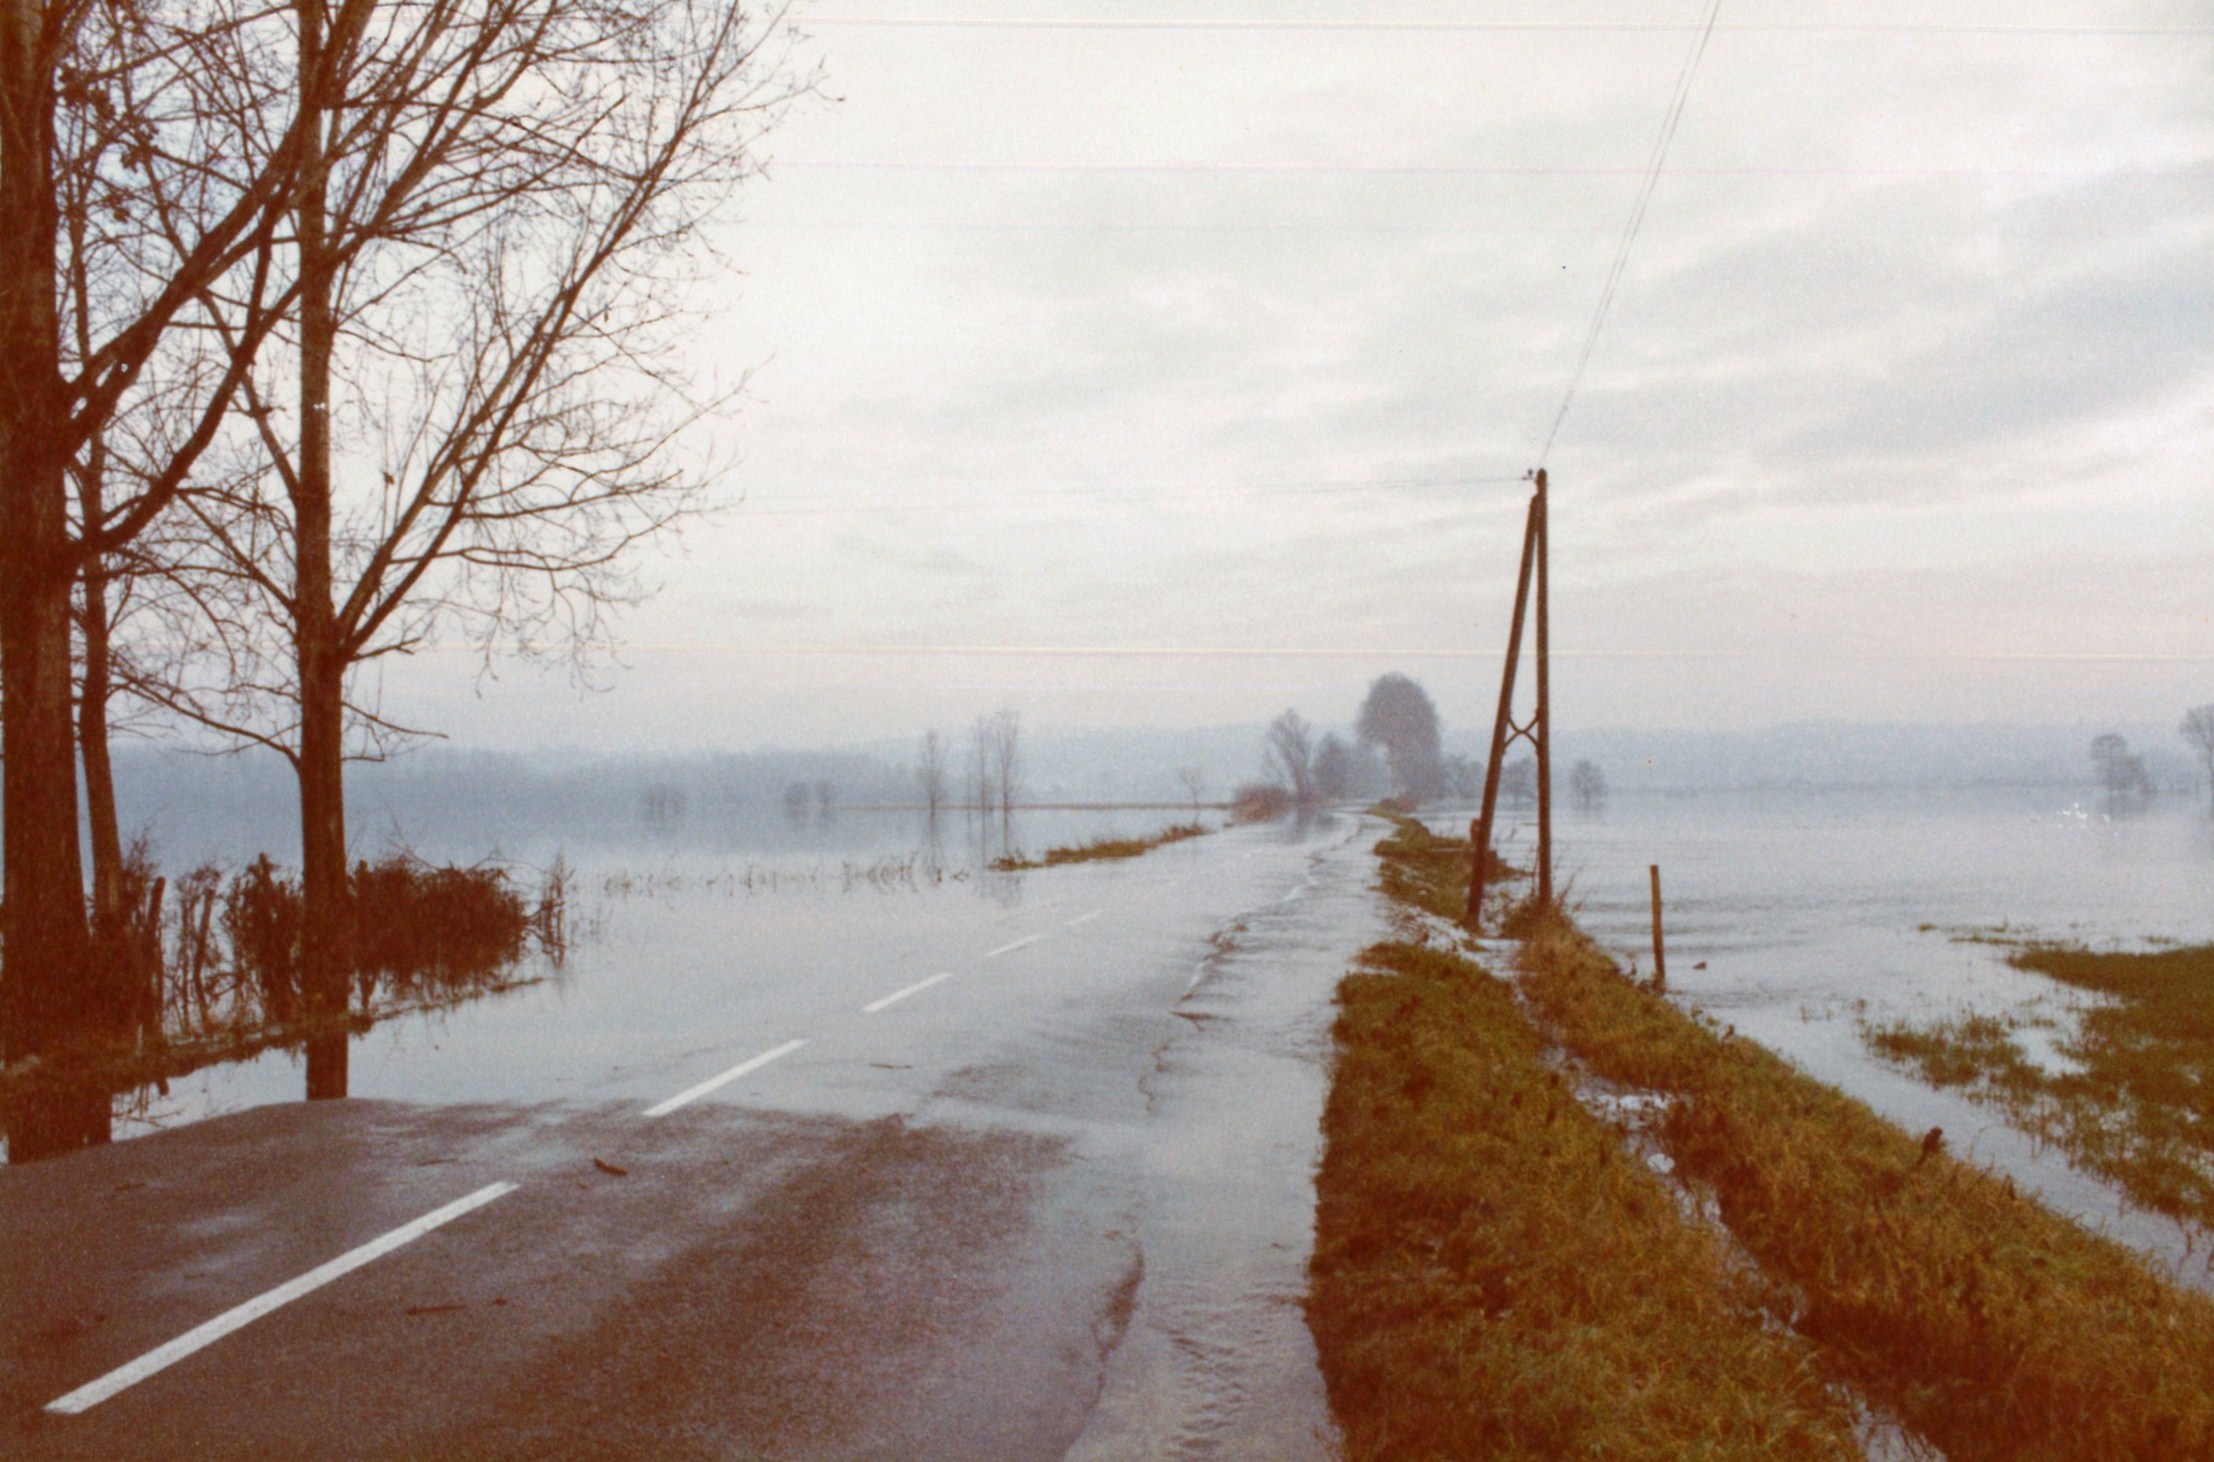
[1350, 818, 2214, 1460]
[988, 821, 1209, 872]
[1865, 939, 2214, 1228]
[1309, 937, 1864, 1460]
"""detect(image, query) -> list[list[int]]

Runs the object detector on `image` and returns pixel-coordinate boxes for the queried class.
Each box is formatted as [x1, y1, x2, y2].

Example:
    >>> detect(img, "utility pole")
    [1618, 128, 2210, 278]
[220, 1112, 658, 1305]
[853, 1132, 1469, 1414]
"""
[1467, 468, 1552, 926]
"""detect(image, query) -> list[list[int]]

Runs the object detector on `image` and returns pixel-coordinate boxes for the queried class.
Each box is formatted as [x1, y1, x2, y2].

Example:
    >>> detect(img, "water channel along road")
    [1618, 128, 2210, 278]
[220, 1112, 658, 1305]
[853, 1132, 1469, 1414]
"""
[0, 814, 1385, 1459]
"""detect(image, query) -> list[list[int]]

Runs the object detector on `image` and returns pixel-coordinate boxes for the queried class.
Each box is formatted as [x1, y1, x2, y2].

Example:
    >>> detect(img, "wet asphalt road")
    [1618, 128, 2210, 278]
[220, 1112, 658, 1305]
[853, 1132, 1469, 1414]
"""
[1, 815, 1382, 1459]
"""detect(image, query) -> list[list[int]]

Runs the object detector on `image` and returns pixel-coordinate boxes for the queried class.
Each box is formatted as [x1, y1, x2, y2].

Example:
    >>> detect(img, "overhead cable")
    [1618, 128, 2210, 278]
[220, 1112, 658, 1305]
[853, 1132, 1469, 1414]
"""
[1538, 0, 1725, 466]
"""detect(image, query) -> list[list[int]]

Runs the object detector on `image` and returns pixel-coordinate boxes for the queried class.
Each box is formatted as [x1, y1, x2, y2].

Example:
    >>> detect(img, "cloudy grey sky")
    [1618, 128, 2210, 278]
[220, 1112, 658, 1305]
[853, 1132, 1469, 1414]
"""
[394, 0, 2214, 751]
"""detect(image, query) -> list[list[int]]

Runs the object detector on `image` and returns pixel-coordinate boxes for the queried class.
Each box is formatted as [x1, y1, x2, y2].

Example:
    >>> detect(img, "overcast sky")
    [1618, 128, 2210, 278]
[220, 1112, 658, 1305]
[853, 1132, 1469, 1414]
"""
[388, 0, 2214, 753]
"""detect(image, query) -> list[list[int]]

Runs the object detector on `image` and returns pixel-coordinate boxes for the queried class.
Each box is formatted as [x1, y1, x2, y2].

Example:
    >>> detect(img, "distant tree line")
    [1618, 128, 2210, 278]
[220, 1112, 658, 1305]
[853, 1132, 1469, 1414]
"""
[2093, 708, 2214, 816]
[909, 709, 1022, 818]
[2184, 705, 2214, 812]
[1237, 673, 1510, 816]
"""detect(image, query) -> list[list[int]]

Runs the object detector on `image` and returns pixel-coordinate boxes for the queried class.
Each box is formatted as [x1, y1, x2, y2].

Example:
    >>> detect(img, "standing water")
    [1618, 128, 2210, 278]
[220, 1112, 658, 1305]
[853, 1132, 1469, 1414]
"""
[1481, 786, 2214, 1282]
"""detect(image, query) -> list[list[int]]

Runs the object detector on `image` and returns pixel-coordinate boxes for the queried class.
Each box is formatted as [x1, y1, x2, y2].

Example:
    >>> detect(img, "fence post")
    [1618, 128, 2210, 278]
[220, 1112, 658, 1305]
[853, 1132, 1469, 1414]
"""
[1649, 864, 1667, 991]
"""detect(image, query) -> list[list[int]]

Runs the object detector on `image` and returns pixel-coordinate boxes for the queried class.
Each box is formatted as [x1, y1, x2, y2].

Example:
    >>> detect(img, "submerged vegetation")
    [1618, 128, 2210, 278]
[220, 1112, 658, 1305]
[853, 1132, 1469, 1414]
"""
[600, 853, 964, 898]
[988, 821, 1209, 872]
[1, 851, 565, 1110]
[1866, 938, 2214, 1227]
[1311, 816, 2214, 1461]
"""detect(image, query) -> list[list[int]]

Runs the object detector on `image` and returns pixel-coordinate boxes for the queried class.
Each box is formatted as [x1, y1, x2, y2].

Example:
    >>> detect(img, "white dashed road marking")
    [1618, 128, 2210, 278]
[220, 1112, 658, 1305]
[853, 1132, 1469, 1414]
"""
[863, 972, 954, 1014]
[985, 935, 1042, 958]
[1063, 909, 1105, 929]
[644, 1039, 807, 1118]
[46, 1181, 518, 1416]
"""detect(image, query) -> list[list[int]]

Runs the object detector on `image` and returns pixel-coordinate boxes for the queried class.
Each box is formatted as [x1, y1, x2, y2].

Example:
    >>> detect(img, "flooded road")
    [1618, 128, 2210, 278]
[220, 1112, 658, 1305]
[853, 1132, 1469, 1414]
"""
[2, 813, 1378, 1458]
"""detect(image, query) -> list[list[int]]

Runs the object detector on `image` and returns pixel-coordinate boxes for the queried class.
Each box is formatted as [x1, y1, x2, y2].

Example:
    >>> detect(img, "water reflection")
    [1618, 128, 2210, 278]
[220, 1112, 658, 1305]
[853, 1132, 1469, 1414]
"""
[3, 855, 565, 1163]
[4, 1086, 113, 1164]
[9, 805, 1226, 1159]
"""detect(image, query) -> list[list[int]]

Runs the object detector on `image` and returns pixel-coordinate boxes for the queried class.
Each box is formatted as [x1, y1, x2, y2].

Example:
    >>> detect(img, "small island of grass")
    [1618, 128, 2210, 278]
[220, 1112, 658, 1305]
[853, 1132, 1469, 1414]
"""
[1866, 937, 2214, 1228]
[989, 821, 1209, 872]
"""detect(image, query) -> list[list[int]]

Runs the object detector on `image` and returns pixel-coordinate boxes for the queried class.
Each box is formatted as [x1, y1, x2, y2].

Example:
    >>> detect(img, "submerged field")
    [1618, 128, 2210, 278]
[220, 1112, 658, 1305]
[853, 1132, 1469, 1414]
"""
[1309, 819, 2214, 1461]
[1866, 938, 2214, 1229]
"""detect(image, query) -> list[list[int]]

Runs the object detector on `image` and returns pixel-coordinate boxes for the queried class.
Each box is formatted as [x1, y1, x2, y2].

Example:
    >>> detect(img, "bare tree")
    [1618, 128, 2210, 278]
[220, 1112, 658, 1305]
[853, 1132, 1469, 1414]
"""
[986, 707, 1021, 817]
[1502, 755, 1537, 810]
[1264, 709, 1316, 806]
[62, 129, 233, 952]
[2090, 732, 2153, 814]
[2183, 705, 2214, 812]
[4, 0, 331, 1142]
[1312, 734, 1353, 803]
[917, 728, 950, 819]
[1177, 765, 1206, 818]
[1569, 759, 1608, 813]
[969, 713, 996, 814]
[153, 0, 809, 1096]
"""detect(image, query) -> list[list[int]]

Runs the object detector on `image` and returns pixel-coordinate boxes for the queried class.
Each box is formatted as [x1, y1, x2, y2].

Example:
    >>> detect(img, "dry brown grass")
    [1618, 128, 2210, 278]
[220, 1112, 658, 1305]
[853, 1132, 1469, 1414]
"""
[988, 821, 1209, 872]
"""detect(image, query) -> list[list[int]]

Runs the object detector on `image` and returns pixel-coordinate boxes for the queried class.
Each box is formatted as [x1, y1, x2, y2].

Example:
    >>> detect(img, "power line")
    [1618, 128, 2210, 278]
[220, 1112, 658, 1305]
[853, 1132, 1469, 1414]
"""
[803, 18, 2212, 37]
[727, 471, 1530, 518]
[1539, 0, 1725, 466]
[400, 642, 2214, 665]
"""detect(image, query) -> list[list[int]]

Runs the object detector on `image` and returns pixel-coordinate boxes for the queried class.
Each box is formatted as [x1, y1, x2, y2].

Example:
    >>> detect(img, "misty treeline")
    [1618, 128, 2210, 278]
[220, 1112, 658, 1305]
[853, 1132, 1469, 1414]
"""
[2093, 709, 2214, 815]
[913, 709, 1024, 817]
[0, 0, 815, 1149]
[2181, 706, 2214, 812]
[1241, 674, 1485, 816]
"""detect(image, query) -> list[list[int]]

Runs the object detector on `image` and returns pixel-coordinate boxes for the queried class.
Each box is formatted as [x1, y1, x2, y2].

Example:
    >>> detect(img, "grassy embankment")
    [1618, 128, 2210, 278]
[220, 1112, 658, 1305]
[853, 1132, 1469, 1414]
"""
[1866, 937, 2214, 1228]
[1311, 818, 2214, 1462]
[988, 821, 1209, 872]
[1312, 937, 1863, 1458]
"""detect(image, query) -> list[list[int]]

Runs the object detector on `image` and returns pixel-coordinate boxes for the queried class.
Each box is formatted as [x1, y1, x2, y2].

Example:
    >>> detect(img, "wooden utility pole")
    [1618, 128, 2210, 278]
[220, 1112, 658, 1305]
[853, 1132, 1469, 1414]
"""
[1533, 473, 1552, 910]
[1649, 864, 1667, 990]
[1467, 468, 1552, 926]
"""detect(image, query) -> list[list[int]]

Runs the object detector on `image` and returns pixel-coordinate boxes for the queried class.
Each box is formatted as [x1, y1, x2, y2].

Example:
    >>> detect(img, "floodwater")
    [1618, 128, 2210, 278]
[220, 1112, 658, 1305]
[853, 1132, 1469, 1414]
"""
[1480, 787, 2214, 1284]
[28, 782, 2214, 1451]
[12, 801, 1374, 1458]
[106, 804, 1232, 1139]
[1069, 816, 1381, 1459]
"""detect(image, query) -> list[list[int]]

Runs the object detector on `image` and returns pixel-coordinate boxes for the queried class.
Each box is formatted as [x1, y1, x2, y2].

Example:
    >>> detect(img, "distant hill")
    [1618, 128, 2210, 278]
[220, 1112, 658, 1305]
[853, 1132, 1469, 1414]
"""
[1496, 722, 2199, 795]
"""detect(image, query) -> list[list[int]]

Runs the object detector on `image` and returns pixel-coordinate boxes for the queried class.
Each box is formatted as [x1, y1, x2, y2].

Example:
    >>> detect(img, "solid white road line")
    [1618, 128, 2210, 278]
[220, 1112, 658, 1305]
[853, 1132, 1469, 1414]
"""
[643, 1039, 807, 1118]
[1063, 908, 1105, 929]
[45, 1181, 518, 1416]
[863, 971, 954, 1014]
[985, 934, 1042, 958]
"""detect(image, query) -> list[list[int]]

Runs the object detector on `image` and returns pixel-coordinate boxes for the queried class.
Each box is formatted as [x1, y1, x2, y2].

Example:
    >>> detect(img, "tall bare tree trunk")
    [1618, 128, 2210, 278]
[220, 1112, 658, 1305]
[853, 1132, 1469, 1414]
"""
[77, 438, 124, 936]
[294, 0, 348, 1099]
[1, 0, 106, 1157]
